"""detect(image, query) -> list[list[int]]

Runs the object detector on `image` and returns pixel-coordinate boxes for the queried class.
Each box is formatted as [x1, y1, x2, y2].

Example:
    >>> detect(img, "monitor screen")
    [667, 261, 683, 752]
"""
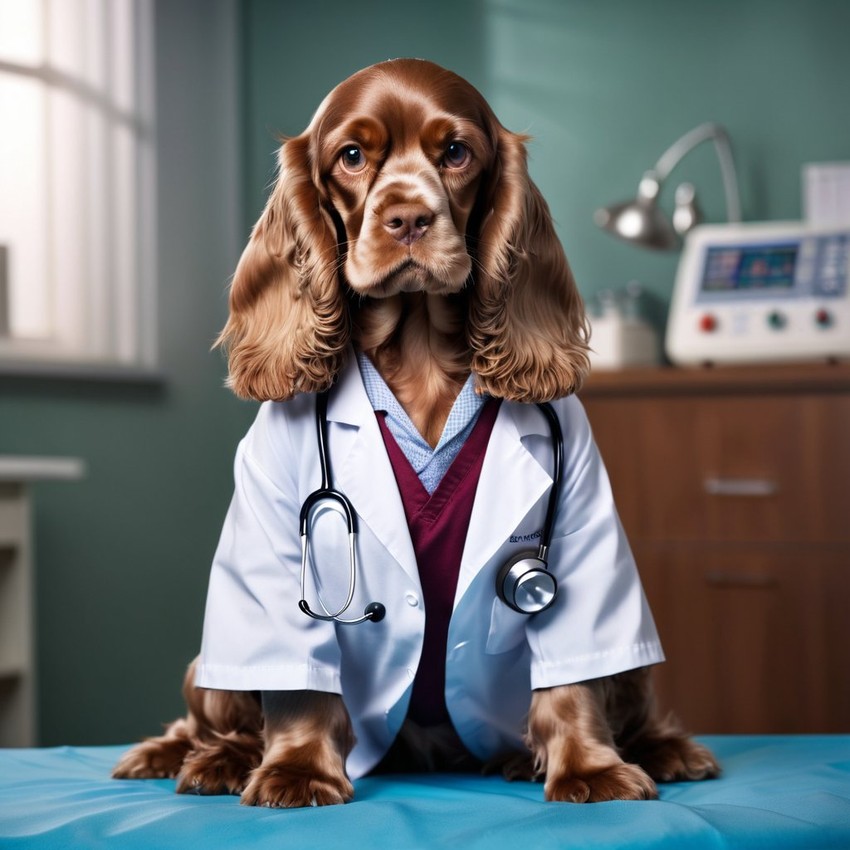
[701, 244, 798, 293]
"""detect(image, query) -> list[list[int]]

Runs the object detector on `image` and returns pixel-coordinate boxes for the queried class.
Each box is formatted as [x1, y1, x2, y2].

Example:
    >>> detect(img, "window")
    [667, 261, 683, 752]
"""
[0, 0, 156, 374]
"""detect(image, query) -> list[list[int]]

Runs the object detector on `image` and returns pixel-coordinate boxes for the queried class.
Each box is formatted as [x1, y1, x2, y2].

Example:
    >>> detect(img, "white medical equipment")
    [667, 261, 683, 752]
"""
[588, 285, 660, 370]
[665, 221, 850, 366]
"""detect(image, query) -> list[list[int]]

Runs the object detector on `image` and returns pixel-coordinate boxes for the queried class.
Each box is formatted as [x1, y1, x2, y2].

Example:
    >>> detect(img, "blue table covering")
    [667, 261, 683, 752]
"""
[1, 736, 849, 849]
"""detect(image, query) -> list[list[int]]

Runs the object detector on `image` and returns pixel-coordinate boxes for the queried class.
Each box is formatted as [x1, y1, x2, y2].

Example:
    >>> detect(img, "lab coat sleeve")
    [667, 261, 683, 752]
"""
[196, 402, 342, 693]
[526, 395, 664, 689]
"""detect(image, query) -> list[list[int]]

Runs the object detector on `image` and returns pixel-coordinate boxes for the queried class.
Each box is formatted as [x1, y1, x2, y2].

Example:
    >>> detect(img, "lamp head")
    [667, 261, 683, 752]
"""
[594, 122, 741, 252]
[593, 171, 679, 251]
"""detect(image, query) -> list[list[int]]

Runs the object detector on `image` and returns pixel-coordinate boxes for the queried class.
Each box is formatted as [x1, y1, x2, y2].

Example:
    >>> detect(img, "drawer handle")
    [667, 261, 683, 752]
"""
[703, 477, 778, 497]
[705, 571, 779, 589]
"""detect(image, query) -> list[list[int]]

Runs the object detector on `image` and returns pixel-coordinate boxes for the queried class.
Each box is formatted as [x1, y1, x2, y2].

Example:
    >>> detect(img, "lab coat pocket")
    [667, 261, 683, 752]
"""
[485, 596, 528, 655]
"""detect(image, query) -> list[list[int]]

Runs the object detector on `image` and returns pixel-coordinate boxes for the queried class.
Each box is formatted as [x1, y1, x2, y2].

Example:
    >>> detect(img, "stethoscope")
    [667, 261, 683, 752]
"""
[298, 390, 387, 625]
[298, 389, 564, 625]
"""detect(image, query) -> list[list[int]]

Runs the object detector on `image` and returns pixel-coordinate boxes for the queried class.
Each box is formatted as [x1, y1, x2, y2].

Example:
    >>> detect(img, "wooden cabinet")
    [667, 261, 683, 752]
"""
[580, 363, 850, 734]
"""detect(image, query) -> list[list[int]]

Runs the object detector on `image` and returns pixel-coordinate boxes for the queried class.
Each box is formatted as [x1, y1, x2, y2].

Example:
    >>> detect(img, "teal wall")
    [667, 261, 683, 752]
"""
[483, 0, 850, 325]
[242, 0, 490, 218]
[244, 0, 850, 327]
[3, 0, 848, 746]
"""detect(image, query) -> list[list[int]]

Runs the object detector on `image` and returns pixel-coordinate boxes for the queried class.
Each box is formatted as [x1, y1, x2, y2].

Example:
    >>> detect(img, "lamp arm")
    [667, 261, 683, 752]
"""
[652, 122, 741, 222]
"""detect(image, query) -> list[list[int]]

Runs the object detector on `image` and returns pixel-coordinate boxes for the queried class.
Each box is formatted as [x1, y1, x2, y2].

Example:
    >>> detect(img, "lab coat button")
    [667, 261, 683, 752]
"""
[405, 592, 420, 607]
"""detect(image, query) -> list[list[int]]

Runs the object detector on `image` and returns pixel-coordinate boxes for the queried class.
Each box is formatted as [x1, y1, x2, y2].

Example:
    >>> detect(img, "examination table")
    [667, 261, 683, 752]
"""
[1, 735, 849, 848]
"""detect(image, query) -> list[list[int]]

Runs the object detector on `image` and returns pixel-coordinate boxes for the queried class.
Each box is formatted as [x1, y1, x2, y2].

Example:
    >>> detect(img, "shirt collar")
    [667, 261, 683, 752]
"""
[356, 352, 485, 453]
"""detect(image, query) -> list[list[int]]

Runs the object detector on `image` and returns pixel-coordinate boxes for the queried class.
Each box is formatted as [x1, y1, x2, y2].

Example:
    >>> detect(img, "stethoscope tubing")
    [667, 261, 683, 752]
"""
[298, 389, 563, 623]
[533, 401, 564, 560]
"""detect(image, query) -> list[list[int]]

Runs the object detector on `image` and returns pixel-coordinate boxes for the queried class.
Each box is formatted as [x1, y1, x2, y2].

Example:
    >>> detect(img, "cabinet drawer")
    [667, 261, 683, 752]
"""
[587, 394, 850, 543]
[635, 544, 850, 734]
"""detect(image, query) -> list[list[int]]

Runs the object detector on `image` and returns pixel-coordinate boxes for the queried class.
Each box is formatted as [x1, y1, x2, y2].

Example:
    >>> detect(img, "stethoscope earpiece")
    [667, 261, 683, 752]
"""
[298, 597, 387, 625]
[363, 601, 386, 622]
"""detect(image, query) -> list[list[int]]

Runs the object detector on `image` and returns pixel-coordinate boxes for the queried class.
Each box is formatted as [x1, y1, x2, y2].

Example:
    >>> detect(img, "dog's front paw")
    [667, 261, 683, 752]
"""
[175, 733, 262, 796]
[177, 756, 249, 796]
[545, 762, 658, 803]
[240, 749, 353, 808]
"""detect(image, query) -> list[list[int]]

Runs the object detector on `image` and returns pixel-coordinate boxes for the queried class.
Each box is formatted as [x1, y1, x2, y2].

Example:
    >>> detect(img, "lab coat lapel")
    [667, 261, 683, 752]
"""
[456, 402, 552, 603]
[326, 356, 419, 585]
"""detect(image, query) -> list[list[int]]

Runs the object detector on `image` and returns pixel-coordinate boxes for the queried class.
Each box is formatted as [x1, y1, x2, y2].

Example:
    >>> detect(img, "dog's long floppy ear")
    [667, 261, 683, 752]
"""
[468, 129, 590, 402]
[216, 135, 349, 401]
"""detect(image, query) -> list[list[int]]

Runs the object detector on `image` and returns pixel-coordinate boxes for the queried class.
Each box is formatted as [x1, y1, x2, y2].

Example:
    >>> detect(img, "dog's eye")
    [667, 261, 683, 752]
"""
[443, 141, 471, 169]
[340, 146, 366, 173]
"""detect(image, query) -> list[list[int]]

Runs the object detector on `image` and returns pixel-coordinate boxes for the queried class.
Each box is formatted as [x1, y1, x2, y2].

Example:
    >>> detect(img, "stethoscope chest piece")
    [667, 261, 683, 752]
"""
[496, 551, 558, 614]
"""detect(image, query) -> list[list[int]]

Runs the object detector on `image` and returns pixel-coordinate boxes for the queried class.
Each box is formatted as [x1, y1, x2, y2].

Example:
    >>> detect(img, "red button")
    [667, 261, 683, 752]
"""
[815, 309, 833, 328]
[699, 313, 718, 333]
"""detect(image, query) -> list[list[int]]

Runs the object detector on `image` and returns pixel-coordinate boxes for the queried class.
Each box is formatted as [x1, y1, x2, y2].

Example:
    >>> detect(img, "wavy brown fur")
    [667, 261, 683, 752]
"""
[216, 135, 350, 401]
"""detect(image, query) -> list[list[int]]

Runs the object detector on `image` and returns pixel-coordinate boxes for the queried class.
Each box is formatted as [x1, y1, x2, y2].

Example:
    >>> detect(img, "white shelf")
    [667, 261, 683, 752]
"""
[0, 457, 84, 746]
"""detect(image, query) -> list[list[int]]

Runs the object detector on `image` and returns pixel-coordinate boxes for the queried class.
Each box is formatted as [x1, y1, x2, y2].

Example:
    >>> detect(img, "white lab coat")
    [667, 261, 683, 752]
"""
[197, 354, 664, 779]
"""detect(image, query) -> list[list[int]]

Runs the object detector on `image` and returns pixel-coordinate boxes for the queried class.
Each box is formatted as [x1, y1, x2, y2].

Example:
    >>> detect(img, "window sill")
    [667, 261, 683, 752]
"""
[0, 455, 86, 483]
[0, 357, 166, 386]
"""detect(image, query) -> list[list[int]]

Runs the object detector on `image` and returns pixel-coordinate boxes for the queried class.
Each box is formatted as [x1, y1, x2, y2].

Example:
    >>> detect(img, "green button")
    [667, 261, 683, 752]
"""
[767, 311, 787, 329]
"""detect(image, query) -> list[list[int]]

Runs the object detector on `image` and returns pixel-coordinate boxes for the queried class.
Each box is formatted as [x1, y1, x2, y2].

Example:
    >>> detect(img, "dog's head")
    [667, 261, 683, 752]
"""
[219, 58, 589, 402]
[314, 60, 495, 300]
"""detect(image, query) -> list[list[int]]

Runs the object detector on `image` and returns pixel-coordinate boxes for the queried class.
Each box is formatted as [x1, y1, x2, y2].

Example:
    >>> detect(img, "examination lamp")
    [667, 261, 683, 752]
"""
[594, 122, 742, 250]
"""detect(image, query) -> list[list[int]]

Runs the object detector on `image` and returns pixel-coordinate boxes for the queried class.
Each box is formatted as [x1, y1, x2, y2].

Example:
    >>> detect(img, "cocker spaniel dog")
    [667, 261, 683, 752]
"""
[114, 58, 718, 806]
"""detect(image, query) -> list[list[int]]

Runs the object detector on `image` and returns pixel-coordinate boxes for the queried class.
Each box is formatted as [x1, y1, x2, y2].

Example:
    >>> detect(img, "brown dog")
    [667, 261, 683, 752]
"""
[114, 59, 718, 806]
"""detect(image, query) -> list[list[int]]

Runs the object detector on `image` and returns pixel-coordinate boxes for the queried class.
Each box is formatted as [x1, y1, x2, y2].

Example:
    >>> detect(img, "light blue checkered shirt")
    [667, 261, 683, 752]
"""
[357, 353, 487, 495]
